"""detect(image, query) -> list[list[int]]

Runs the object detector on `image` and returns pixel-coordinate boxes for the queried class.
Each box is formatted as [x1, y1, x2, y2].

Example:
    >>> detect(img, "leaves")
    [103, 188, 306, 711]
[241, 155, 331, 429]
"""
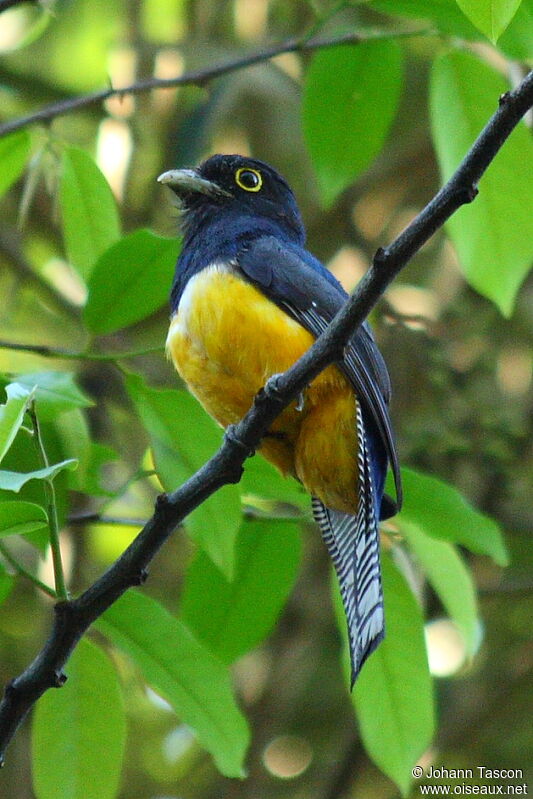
[0, 383, 34, 464]
[303, 39, 403, 207]
[59, 147, 121, 280]
[0, 459, 78, 492]
[8, 372, 94, 420]
[84, 230, 180, 335]
[98, 591, 250, 778]
[0, 131, 31, 198]
[0, 500, 48, 539]
[454, 0, 523, 41]
[390, 467, 508, 566]
[400, 522, 479, 655]
[181, 517, 301, 663]
[32, 638, 126, 799]
[125, 372, 241, 579]
[430, 51, 533, 316]
[350, 554, 435, 796]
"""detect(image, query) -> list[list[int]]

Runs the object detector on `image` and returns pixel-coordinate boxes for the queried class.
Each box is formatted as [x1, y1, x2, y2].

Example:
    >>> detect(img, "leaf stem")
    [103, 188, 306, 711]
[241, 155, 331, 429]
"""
[0, 340, 164, 362]
[0, 542, 56, 599]
[28, 403, 68, 600]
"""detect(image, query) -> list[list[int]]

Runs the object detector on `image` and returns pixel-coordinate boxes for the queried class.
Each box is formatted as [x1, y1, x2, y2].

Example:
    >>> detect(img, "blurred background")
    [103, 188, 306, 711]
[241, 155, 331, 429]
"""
[0, 0, 532, 797]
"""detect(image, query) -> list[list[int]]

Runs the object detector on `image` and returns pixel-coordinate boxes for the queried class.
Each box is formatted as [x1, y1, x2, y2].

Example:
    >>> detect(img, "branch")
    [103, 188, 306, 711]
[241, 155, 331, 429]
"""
[0, 68, 531, 765]
[0, 340, 163, 361]
[0, 28, 428, 139]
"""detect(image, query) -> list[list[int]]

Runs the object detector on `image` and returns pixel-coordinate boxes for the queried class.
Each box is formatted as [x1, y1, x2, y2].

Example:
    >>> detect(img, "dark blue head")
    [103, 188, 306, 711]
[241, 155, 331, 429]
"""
[159, 154, 305, 246]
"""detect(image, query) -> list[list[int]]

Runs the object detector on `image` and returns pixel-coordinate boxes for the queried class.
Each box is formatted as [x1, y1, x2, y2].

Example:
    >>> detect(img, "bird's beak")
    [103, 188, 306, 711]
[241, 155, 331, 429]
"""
[157, 168, 230, 199]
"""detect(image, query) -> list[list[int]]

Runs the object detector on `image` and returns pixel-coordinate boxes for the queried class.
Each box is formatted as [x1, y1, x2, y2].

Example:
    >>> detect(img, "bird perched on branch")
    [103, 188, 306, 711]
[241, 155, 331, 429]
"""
[158, 154, 401, 684]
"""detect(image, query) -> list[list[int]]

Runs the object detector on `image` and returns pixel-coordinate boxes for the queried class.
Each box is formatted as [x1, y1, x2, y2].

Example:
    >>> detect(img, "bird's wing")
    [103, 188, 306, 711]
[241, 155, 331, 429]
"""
[238, 235, 399, 681]
[237, 235, 401, 510]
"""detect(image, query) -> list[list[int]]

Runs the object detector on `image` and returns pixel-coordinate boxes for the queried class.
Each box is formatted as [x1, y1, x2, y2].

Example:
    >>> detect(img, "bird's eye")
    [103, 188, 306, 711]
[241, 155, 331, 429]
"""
[235, 167, 262, 192]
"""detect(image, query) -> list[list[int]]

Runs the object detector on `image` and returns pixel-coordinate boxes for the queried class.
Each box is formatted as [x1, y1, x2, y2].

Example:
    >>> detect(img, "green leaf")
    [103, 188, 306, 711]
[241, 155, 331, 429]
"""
[0, 130, 31, 198]
[181, 517, 301, 663]
[454, 0, 523, 41]
[98, 591, 250, 778]
[400, 522, 479, 655]
[388, 467, 508, 566]
[373, 0, 483, 39]
[0, 500, 48, 538]
[84, 230, 180, 335]
[0, 383, 34, 465]
[347, 554, 434, 796]
[8, 372, 93, 420]
[32, 638, 126, 799]
[430, 51, 533, 317]
[0, 459, 78, 492]
[303, 39, 403, 207]
[60, 147, 121, 280]
[240, 455, 308, 510]
[0, 562, 14, 606]
[125, 372, 241, 579]
[500, 0, 533, 59]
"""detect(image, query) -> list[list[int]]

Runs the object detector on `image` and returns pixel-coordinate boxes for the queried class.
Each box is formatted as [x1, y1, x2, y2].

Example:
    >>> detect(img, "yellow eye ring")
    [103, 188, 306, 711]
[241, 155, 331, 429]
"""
[235, 167, 262, 192]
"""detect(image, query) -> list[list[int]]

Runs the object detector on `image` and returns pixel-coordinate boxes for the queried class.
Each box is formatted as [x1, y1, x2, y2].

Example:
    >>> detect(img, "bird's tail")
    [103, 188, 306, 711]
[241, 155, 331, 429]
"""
[312, 403, 384, 686]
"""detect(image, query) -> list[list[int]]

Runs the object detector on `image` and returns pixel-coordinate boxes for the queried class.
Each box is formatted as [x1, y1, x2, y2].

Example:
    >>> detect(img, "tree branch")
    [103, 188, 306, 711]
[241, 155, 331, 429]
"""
[0, 27, 428, 139]
[0, 68, 531, 766]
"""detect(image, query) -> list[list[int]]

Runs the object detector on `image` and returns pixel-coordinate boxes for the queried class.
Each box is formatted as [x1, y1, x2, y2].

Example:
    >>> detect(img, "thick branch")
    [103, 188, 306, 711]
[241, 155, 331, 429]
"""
[0, 28, 425, 139]
[0, 68, 531, 765]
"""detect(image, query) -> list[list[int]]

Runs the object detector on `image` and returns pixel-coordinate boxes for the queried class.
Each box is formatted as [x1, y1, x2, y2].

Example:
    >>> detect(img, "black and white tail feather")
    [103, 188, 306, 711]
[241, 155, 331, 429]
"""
[312, 402, 384, 686]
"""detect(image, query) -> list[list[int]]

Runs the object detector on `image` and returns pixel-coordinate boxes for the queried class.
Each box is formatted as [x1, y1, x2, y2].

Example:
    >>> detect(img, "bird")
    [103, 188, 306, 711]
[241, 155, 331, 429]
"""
[158, 154, 402, 685]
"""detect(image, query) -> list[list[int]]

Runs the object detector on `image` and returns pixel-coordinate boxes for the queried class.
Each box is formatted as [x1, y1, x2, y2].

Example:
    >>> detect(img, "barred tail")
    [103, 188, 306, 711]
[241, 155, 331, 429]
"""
[312, 403, 384, 686]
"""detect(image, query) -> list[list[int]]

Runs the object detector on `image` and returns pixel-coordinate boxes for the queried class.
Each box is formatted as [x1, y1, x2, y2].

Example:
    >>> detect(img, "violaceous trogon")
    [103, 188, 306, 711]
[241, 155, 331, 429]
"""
[158, 154, 402, 684]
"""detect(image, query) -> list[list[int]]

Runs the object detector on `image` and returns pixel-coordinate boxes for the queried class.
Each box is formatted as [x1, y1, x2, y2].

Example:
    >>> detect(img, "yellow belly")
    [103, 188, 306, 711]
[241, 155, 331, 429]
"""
[166, 264, 359, 513]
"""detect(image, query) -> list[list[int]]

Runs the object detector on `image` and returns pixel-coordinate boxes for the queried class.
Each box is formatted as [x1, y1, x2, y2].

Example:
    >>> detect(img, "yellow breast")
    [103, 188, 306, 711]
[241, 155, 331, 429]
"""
[166, 263, 359, 513]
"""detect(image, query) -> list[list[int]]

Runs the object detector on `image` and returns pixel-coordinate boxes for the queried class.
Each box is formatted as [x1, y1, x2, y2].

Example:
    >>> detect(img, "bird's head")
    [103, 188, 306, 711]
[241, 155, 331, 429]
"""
[158, 154, 304, 243]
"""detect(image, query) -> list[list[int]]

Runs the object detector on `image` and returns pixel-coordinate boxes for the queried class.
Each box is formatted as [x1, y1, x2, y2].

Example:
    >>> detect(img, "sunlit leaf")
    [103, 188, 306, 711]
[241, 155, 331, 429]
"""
[0, 383, 34, 465]
[401, 522, 479, 655]
[84, 230, 180, 335]
[125, 372, 241, 579]
[430, 51, 533, 316]
[454, 0, 523, 41]
[181, 517, 301, 663]
[98, 591, 250, 778]
[32, 638, 126, 799]
[60, 147, 120, 280]
[0, 459, 78, 492]
[8, 372, 93, 420]
[0, 500, 48, 539]
[0, 131, 31, 198]
[303, 40, 403, 207]
[340, 554, 434, 796]
[388, 468, 508, 566]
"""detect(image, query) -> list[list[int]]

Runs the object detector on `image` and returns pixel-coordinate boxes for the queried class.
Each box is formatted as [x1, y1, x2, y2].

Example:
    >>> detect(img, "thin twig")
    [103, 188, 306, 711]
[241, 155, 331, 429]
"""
[0, 340, 164, 361]
[0, 542, 56, 599]
[0, 27, 431, 139]
[0, 68, 531, 766]
[28, 403, 68, 600]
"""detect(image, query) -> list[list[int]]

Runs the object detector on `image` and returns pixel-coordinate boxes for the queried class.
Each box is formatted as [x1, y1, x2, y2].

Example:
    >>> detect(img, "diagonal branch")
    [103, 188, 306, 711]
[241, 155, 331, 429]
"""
[0, 28, 428, 139]
[0, 68, 531, 766]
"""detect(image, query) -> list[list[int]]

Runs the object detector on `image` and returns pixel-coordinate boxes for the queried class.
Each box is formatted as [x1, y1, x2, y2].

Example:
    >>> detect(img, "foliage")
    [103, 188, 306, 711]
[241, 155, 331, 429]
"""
[0, 0, 531, 798]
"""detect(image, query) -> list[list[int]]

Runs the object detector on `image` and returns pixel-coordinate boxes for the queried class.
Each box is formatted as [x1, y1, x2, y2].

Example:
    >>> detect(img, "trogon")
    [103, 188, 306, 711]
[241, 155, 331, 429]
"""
[158, 154, 402, 685]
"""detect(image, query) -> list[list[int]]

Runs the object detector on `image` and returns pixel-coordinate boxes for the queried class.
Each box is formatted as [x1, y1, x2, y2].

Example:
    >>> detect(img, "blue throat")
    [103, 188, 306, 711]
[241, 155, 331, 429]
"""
[170, 210, 305, 313]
